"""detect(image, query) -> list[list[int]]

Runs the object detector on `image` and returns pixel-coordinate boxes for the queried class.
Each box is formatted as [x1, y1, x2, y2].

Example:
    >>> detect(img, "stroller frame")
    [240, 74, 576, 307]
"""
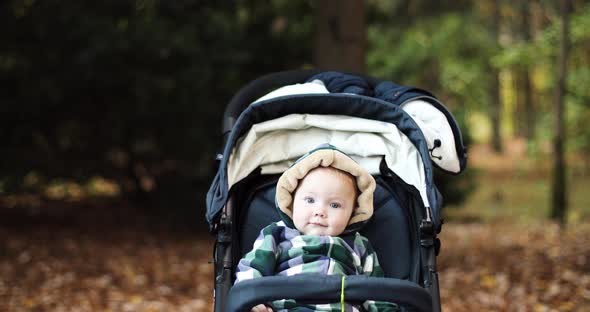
[207, 70, 466, 312]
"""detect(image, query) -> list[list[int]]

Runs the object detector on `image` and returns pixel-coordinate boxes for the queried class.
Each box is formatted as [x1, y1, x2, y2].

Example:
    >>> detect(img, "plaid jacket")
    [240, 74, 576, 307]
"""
[236, 221, 399, 311]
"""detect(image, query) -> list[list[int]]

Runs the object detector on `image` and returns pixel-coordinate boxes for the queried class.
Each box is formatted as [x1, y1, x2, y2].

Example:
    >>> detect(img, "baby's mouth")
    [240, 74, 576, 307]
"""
[308, 222, 327, 227]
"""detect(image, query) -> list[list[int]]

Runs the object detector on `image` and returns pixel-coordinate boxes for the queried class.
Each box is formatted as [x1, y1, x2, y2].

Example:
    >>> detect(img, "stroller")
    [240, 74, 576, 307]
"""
[206, 70, 467, 312]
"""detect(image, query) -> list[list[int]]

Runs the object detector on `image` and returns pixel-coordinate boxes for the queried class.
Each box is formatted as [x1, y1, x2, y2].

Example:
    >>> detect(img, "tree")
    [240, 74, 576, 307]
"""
[516, 1, 535, 141]
[550, 0, 570, 224]
[0, 1, 315, 226]
[314, 0, 366, 73]
[518, 1, 536, 140]
[489, 0, 503, 153]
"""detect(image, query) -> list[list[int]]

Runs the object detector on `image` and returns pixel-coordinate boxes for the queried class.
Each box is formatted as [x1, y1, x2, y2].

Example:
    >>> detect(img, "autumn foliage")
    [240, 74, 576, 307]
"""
[1, 203, 589, 311]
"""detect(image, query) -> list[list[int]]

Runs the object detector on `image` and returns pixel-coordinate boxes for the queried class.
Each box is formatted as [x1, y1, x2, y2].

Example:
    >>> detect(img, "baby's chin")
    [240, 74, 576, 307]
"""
[298, 226, 340, 236]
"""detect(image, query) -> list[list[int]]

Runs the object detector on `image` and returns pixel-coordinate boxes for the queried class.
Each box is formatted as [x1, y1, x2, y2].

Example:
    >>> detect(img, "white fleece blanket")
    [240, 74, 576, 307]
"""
[254, 80, 461, 174]
[225, 79, 464, 210]
[227, 114, 431, 208]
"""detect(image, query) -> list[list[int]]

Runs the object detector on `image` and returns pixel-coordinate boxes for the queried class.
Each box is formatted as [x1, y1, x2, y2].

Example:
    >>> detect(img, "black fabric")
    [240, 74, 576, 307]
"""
[362, 180, 414, 279]
[237, 178, 415, 280]
[308, 71, 374, 96]
[308, 72, 437, 103]
[207, 93, 439, 231]
[238, 180, 281, 260]
[223, 70, 386, 129]
[223, 70, 323, 134]
[227, 274, 432, 312]
[308, 72, 466, 174]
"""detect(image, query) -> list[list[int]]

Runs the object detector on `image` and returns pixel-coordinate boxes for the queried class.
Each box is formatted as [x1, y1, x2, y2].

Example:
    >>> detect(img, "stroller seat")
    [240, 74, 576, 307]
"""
[238, 174, 417, 280]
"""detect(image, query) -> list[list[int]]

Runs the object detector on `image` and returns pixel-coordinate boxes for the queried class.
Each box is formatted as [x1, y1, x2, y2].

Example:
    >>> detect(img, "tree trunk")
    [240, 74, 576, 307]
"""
[550, 0, 570, 224]
[522, 68, 534, 140]
[513, 69, 532, 141]
[490, 0, 502, 153]
[520, 2, 535, 141]
[314, 0, 366, 73]
[513, 68, 525, 138]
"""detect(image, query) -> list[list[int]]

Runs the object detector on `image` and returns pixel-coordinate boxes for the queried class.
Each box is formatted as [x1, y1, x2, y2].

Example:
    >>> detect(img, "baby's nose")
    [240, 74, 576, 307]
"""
[313, 208, 326, 217]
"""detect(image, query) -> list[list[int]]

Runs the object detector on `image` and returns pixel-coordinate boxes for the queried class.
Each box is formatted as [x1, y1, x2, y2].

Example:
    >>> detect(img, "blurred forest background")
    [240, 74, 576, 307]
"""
[1, 0, 589, 311]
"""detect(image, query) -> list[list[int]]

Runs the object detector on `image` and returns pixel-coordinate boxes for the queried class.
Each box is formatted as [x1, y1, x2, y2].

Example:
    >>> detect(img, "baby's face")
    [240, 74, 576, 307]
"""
[292, 167, 355, 236]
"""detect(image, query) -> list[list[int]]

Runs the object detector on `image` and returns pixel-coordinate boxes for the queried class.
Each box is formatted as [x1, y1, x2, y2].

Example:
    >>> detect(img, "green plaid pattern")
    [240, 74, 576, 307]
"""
[236, 221, 399, 311]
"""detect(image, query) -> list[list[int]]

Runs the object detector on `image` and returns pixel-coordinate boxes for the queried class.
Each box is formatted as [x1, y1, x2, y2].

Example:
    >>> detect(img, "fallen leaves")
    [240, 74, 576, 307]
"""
[1, 207, 589, 311]
[439, 222, 590, 312]
[0, 224, 214, 311]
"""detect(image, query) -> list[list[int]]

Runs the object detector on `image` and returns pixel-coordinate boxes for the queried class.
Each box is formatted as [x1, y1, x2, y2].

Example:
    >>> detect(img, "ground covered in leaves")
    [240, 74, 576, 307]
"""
[438, 222, 590, 311]
[1, 204, 589, 311]
[0, 203, 214, 312]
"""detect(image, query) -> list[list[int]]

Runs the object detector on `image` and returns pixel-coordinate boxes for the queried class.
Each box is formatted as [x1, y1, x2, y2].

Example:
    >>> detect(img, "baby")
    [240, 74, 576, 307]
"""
[235, 145, 399, 312]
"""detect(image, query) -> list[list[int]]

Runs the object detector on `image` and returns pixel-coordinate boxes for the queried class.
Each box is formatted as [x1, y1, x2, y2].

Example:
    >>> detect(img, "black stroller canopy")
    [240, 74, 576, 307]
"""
[208, 92, 440, 231]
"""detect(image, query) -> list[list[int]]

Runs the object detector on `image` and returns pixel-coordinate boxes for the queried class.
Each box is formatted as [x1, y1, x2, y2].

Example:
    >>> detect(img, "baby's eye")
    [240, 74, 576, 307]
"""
[304, 197, 315, 204]
[330, 202, 341, 209]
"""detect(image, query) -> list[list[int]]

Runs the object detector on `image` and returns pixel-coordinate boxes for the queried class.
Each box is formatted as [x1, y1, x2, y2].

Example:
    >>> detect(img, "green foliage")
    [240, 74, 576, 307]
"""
[11, 0, 590, 217]
[368, 8, 494, 111]
[367, 1, 590, 207]
[493, 3, 590, 68]
[0, 1, 314, 220]
[493, 3, 590, 154]
[367, 6, 482, 206]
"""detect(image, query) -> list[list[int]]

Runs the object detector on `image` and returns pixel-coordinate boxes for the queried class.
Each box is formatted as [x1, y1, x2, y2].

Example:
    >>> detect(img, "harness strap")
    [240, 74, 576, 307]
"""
[341, 275, 346, 311]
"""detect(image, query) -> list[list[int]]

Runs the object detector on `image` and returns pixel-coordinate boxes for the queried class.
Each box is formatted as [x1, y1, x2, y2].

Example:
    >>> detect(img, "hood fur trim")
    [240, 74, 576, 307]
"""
[276, 147, 376, 229]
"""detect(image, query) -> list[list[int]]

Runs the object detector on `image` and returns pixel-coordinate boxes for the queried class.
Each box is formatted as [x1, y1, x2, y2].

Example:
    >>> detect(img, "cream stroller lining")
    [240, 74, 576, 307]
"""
[227, 113, 431, 209]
